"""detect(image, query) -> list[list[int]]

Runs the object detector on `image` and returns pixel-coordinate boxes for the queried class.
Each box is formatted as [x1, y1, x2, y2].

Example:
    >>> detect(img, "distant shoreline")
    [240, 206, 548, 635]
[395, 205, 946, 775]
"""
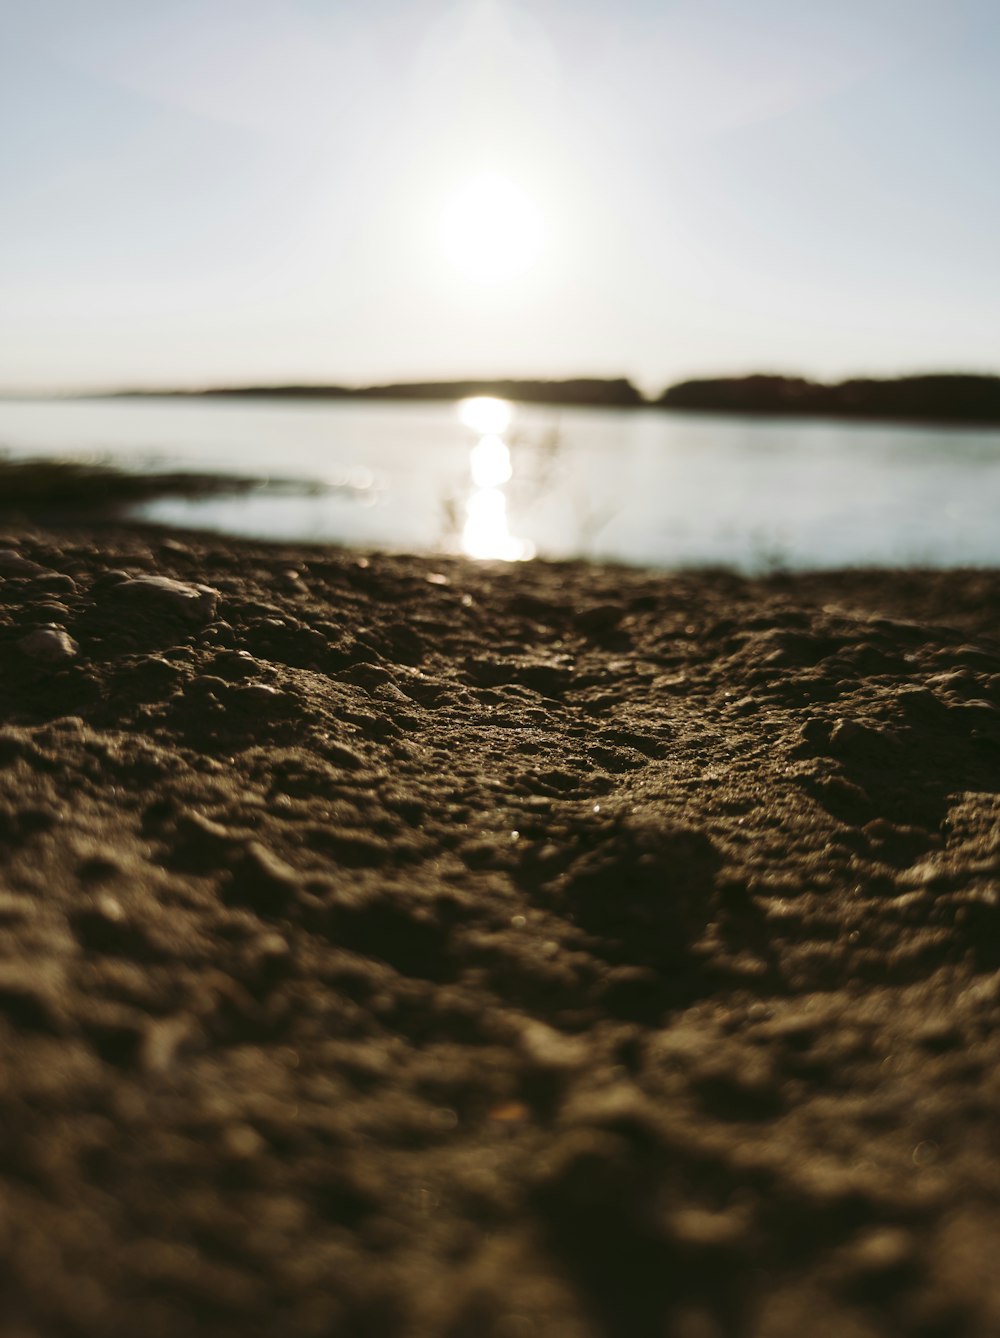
[105, 377, 647, 411]
[6, 371, 1000, 427]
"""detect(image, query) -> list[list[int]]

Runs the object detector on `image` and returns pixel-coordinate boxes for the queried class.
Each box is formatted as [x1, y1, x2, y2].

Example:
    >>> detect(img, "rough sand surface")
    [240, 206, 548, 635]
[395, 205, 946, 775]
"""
[1, 525, 1000, 1338]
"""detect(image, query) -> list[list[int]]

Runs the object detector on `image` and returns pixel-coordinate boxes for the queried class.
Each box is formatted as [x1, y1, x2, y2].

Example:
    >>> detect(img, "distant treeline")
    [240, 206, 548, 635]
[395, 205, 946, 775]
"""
[111, 372, 1000, 423]
[659, 374, 1000, 424]
[135, 378, 645, 409]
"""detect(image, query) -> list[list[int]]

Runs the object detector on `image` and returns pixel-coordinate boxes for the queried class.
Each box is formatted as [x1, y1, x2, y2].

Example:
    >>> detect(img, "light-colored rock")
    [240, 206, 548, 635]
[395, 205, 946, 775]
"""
[17, 627, 79, 662]
[110, 575, 219, 622]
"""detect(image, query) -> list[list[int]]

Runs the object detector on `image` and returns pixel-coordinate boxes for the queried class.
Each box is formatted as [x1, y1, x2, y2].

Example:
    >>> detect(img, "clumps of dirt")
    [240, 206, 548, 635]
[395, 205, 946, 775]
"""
[1, 523, 1000, 1337]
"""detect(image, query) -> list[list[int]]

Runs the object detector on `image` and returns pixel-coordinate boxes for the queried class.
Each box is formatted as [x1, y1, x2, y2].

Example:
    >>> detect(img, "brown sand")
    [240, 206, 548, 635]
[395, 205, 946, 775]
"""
[1, 523, 999, 1338]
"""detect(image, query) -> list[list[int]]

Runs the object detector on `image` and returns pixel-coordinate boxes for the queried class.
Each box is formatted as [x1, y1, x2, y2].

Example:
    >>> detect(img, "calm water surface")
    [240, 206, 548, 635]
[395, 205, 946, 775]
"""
[2, 395, 999, 573]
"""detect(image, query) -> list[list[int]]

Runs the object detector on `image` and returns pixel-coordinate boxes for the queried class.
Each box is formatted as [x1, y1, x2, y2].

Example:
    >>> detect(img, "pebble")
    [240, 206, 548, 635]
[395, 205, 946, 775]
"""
[518, 1021, 586, 1073]
[225, 841, 300, 914]
[132, 656, 185, 689]
[173, 809, 238, 855]
[210, 650, 260, 681]
[900, 858, 953, 889]
[109, 575, 219, 622]
[325, 741, 366, 770]
[141, 1015, 196, 1073]
[828, 718, 900, 754]
[846, 1227, 915, 1278]
[17, 627, 79, 662]
[914, 1018, 961, 1051]
[224, 1123, 264, 1159]
[666, 1207, 746, 1254]
[574, 603, 624, 635]
[237, 684, 291, 710]
[829, 718, 864, 745]
[36, 573, 77, 594]
[185, 674, 229, 698]
[799, 716, 830, 745]
[0, 549, 48, 576]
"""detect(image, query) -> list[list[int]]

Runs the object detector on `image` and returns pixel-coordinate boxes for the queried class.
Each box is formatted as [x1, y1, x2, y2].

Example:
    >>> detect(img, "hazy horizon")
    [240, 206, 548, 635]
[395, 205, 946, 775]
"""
[9, 368, 1000, 405]
[4, 0, 1000, 395]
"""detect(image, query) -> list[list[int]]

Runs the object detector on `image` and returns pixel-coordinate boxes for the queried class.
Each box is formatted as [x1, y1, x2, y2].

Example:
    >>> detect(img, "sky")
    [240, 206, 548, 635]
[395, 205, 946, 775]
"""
[2, 0, 1000, 395]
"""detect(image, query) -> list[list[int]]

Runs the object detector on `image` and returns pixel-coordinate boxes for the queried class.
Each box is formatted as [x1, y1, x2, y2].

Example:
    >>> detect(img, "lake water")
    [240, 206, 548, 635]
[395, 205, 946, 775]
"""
[1, 394, 999, 573]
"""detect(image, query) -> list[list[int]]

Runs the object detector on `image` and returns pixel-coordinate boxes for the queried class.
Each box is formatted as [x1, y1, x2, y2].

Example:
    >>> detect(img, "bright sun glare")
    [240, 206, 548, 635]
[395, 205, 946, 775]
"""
[439, 172, 544, 283]
[458, 396, 512, 435]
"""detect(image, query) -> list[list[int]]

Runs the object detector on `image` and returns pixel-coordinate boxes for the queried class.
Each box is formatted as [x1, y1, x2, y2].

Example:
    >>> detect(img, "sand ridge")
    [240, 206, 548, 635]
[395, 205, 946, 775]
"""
[1, 524, 1000, 1337]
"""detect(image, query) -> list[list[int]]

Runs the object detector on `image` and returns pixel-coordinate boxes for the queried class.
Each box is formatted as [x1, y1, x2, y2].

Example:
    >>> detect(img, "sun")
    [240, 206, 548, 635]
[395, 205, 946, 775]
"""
[438, 172, 544, 283]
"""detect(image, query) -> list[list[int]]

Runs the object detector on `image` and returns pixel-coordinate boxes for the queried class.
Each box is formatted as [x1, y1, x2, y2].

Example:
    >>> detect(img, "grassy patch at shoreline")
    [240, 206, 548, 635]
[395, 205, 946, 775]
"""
[0, 455, 320, 519]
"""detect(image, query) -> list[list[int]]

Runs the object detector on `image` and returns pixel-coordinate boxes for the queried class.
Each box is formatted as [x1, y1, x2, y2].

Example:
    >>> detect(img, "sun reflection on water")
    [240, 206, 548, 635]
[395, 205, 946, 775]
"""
[457, 398, 533, 561]
[459, 396, 512, 435]
[470, 434, 512, 488]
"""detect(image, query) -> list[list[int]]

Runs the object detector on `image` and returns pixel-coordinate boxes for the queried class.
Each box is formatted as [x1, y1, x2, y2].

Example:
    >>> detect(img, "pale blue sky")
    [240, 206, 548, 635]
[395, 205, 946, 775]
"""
[2, 0, 998, 393]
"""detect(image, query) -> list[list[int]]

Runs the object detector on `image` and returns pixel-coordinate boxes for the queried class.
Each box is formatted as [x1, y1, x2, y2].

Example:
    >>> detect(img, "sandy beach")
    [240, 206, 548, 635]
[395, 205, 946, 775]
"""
[2, 521, 1000, 1337]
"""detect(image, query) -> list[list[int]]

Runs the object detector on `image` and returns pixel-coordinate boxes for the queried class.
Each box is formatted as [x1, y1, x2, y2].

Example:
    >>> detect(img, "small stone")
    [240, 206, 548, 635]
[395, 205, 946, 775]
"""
[844, 1227, 916, 1283]
[141, 1015, 196, 1073]
[184, 674, 229, 699]
[574, 603, 624, 635]
[224, 1123, 264, 1159]
[927, 669, 977, 694]
[236, 684, 292, 712]
[0, 549, 47, 576]
[131, 656, 185, 692]
[70, 900, 160, 958]
[36, 573, 77, 594]
[17, 627, 79, 662]
[666, 1208, 746, 1255]
[224, 842, 300, 914]
[915, 1018, 962, 1051]
[326, 741, 366, 770]
[829, 718, 863, 746]
[798, 716, 830, 745]
[210, 650, 260, 681]
[518, 1021, 586, 1074]
[109, 575, 219, 622]
[828, 717, 900, 755]
[900, 858, 952, 889]
[92, 569, 132, 589]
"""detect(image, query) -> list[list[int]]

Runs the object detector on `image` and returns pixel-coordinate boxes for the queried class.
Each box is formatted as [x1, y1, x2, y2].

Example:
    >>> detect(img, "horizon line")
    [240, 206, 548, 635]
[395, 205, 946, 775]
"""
[3, 366, 1000, 404]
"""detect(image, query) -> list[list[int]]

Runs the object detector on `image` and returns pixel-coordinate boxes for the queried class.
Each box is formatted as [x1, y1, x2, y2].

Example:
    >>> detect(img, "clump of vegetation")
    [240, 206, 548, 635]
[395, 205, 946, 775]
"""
[0, 456, 320, 519]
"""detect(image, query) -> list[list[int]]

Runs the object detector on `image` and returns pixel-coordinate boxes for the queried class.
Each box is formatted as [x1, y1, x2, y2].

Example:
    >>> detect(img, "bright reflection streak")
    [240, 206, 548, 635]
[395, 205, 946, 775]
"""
[462, 488, 530, 561]
[459, 396, 512, 435]
[470, 434, 512, 488]
[456, 395, 532, 561]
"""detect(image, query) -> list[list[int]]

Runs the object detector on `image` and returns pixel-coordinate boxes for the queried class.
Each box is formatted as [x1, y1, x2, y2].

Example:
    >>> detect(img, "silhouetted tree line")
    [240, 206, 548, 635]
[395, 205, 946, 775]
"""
[173, 378, 645, 408]
[659, 373, 1000, 424]
[115, 372, 1000, 422]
